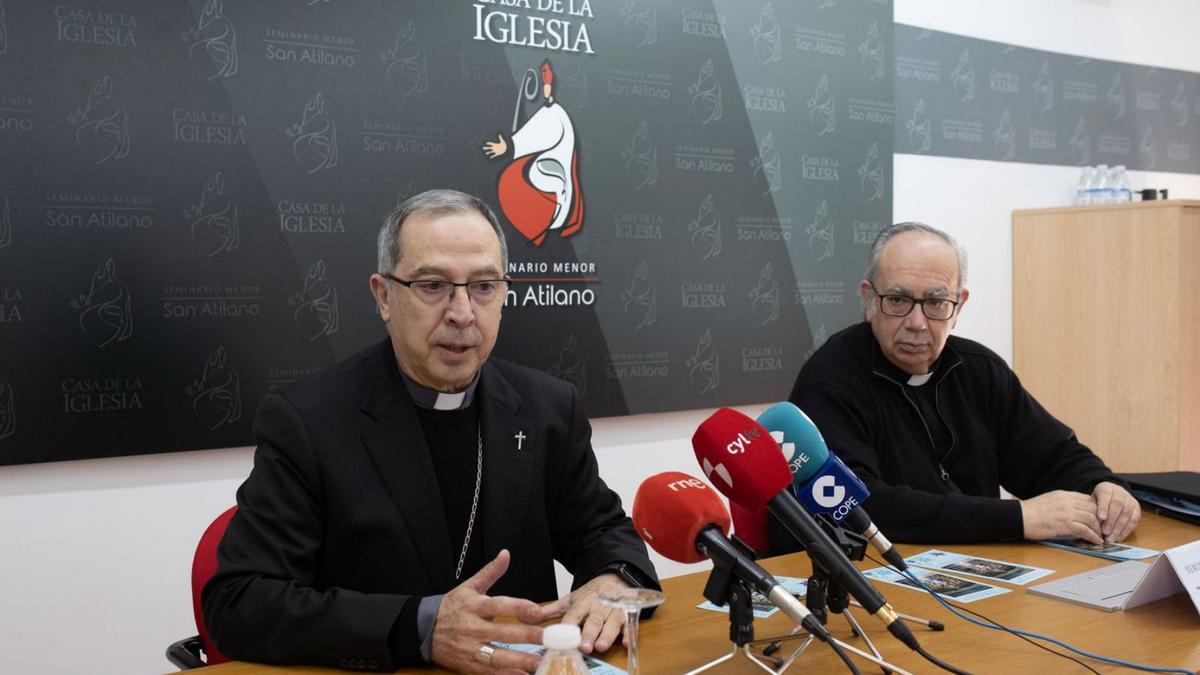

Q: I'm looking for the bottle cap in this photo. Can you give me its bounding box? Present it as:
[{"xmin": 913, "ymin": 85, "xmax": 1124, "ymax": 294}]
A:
[{"xmin": 542, "ymin": 623, "xmax": 582, "ymax": 650}]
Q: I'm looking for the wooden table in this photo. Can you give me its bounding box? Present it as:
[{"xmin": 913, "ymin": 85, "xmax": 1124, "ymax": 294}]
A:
[{"xmin": 190, "ymin": 513, "xmax": 1200, "ymax": 674}]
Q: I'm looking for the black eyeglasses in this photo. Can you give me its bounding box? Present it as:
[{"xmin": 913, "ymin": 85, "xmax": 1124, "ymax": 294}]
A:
[
  {"xmin": 869, "ymin": 282, "xmax": 960, "ymax": 321},
  {"xmin": 381, "ymin": 273, "xmax": 510, "ymax": 306}
]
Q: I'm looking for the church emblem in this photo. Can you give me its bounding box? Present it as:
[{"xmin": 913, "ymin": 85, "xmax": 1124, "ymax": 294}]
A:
[{"xmin": 484, "ymin": 60, "xmax": 584, "ymax": 246}]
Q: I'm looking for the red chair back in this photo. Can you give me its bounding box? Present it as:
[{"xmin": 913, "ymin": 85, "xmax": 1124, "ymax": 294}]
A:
[{"xmin": 192, "ymin": 506, "xmax": 237, "ymax": 665}]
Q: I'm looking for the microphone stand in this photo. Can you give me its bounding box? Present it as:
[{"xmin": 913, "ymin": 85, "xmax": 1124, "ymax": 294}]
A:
[
  {"xmin": 795, "ymin": 518, "xmax": 939, "ymax": 674},
  {"xmin": 684, "ymin": 537, "xmax": 814, "ymax": 675},
  {"xmin": 683, "ymin": 535, "xmax": 919, "ymax": 675},
  {"xmin": 805, "ymin": 526, "xmax": 887, "ymax": 673}
]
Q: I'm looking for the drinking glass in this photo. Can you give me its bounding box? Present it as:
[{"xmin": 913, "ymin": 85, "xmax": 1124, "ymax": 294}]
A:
[{"xmin": 598, "ymin": 588, "xmax": 665, "ymax": 675}]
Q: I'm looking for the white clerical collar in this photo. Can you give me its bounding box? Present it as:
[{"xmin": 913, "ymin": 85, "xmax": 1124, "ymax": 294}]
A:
[
  {"xmin": 397, "ymin": 367, "xmax": 479, "ymax": 411},
  {"xmin": 433, "ymin": 391, "xmax": 466, "ymax": 411},
  {"xmin": 906, "ymin": 372, "xmax": 933, "ymax": 386}
]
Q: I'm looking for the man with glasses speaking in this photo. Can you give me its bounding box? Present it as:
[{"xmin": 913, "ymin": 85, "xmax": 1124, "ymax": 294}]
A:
[
  {"xmin": 204, "ymin": 190, "xmax": 657, "ymax": 673},
  {"xmin": 783, "ymin": 222, "xmax": 1139, "ymax": 548}
]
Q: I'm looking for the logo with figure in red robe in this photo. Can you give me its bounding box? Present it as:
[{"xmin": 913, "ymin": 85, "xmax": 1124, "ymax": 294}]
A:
[{"xmin": 483, "ymin": 60, "xmax": 583, "ymax": 246}]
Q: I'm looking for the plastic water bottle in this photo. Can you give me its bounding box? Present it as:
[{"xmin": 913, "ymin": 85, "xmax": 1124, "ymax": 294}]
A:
[
  {"xmin": 1093, "ymin": 164, "xmax": 1112, "ymax": 204},
  {"xmin": 534, "ymin": 624, "xmax": 589, "ymax": 675},
  {"xmin": 1114, "ymin": 165, "xmax": 1132, "ymax": 203},
  {"xmin": 1076, "ymin": 167, "xmax": 1094, "ymax": 205},
  {"xmin": 1105, "ymin": 165, "xmax": 1122, "ymax": 203}
]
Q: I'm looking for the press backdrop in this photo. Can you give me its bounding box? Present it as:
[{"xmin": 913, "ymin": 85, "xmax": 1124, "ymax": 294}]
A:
[{"xmin": 0, "ymin": 0, "xmax": 892, "ymax": 464}]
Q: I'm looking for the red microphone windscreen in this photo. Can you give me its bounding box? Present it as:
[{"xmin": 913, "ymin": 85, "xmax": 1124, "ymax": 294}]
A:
[
  {"xmin": 692, "ymin": 407, "xmax": 792, "ymax": 510},
  {"xmin": 632, "ymin": 471, "xmax": 731, "ymax": 564},
  {"xmin": 729, "ymin": 501, "xmax": 770, "ymax": 556}
]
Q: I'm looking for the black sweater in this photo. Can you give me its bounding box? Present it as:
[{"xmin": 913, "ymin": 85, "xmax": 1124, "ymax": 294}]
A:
[{"xmin": 782, "ymin": 322, "xmax": 1121, "ymax": 544}]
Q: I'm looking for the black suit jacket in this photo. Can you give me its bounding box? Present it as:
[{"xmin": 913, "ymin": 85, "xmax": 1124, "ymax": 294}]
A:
[{"xmin": 202, "ymin": 339, "xmax": 656, "ymax": 670}]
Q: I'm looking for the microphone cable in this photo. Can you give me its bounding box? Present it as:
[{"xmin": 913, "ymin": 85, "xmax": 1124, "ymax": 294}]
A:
[
  {"xmin": 825, "ymin": 637, "xmax": 863, "ymax": 675},
  {"xmin": 914, "ymin": 643, "xmax": 972, "ymax": 675},
  {"xmin": 867, "ymin": 553, "xmax": 1196, "ymax": 675},
  {"xmin": 864, "ymin": 552, "xmax": 1099, "ymax": 672}
]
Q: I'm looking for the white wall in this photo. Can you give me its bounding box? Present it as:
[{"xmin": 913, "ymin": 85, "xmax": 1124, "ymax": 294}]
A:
[
  {"xmin": 894, "ymin": 0, "xmax": 1200, "ymax": 361},
  {"xmin": 4, "ymin": 3, "xmax": 1200, "ymax": 674}
]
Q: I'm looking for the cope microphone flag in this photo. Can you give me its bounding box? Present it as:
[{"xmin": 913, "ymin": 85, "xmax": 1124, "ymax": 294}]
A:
[
  {"xmin": 691, "ymin": 408, "xmax": 920, "ymax": 651},
  {"xmin": 631, "ymin": 471, "xmax": 830, "ymax": 641},
  {"xmin": 757, "ymin": 401, "xmax": 907, "ymax": 571}
]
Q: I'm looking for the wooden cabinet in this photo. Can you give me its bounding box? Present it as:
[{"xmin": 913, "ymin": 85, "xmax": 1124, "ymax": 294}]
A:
[{"xmin": 1012, "ymin": 201, "xmax": 1200, "ymax": 473}]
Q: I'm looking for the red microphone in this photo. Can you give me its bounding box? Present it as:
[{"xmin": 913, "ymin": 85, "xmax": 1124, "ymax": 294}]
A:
[
  {"xmin": 632, "ymin": 472, "xmax": 830, "ymax": 639},
  {"xmin": 632, "ymin": 471, "xmax": 730, "ymax": 563},
  {"xmin": 687, "ymin": 408, "xmax": 770, "ymax": 554},
  {"xmin": 691, "ymin": 408, "xmax": 791, "ymax": 509},
  {"xmin": 692, "ymin": 409, "xmax": 919, "ymax": 651},
  {"xmin": 729, "ymin": 502, "xmax": 769, "ymax": 556}
]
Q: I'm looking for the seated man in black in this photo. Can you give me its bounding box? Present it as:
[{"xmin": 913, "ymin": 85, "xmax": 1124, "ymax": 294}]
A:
[
  {"xmin": 784, "ymin": 222, "xmax": 1139, "ymax": 546},
  {"xmin": 204, "ymin": 189, "xmax": 657, "ymax": 672}
]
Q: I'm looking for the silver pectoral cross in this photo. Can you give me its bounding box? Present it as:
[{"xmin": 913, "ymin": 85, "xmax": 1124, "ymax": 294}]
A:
[{"xmin": 514, "ymin": 430, "xmax": 526, "ymax": 450}]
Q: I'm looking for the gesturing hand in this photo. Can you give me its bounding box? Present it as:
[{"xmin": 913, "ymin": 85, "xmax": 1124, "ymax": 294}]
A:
[{"xmin": 430, "ymin": 550, "xmax": 545, "ymax": 674}]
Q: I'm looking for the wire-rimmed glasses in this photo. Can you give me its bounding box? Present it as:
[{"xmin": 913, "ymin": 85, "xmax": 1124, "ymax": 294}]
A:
[{"xmin": 381, "ymin": 273, "xmax": 510, "ymax": 306}]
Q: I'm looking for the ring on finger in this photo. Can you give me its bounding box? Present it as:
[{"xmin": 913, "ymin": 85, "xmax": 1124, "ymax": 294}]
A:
[{"xmin": 476, "ymin": 644, "xmax": 496, "ymax": 665}]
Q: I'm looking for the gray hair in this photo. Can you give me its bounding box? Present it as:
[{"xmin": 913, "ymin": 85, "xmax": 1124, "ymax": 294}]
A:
[
  {"xmin": 865, "ymin": 222, "xmax": 968, "ymax": 290},
  {"xmin": 377, "ymin": 189, "xmax": 509, "ymax": 274}
]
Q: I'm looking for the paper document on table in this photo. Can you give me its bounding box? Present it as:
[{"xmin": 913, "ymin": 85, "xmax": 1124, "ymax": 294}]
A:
[
  {"xmin": 905, "ymin": 549, "xmax": 1054, "ymax": 585},
  {"xmin": 862, "ymin": 566, "xmax": 1011, "ymax": 603},
  {"xmin": 1040, "ymin": 537, "xmax": 1158, "ymax": 561}
]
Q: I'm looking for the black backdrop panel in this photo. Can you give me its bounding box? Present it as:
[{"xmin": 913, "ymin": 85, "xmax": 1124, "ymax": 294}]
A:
[
  {"xmin": 895, "ymin": 24, "xmax": 1200, "ymax": 171},
  {"xmin": 0, "ymin": 0, "xmax": 892, "ymax": 464}
]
